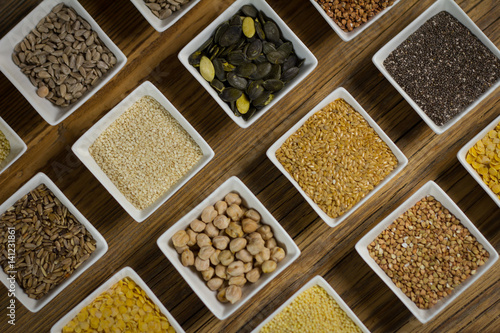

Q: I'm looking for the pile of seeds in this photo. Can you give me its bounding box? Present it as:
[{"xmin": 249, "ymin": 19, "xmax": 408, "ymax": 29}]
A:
[
  {"xmin": 63, "ymin": 277, "xmax": 174, "ymax": 332},
  {"xmin": 466, "ymin": 121, "xmax": 500, "ymax": 198},
  {"xmin": 144, "ymin": 0, "xmax": 191, "ymax": 20},
  {"xmin": 384, "ymin": 11, "xmax": 500, "ymax": 126},
  {"xmin": 0, "ymin": 184, "xmax": 96, "ymax": 300},
  {"xmin": 171, "ymin": 192, "xmax": 286, "ymax": 304},
  {"xmin": 368, "ymin": 196, "xmax": 490, "ymax": 309},
  {"xmin": 189, "ymin": 4, "xmax": 304, "ymax": 121},
  {"xmin": 0, "ymin": 129, "xmax": 10, "ymax": 164},
  {"xmin": 89, "ymin": 95, "xmax": 203, "ymax": 210},
  {"xmin": 276, "ymin": 98, "xmax": 398, "ymax": 219},
  {"xmin": 260, "ymin": 284, "xmax": 361, "ymax": 333},
  {"xmin": 12, "ymin": 4, "xmax": 117, "ymax": 107},
  {"xmin": 315, "ymin": 0, "xmax": 395, "ymax": 32}
]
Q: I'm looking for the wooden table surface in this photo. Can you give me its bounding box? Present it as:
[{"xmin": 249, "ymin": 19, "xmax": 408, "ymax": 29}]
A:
[{"xmin": 0, "ymin": 0, "xmax": 499, "ymax": 332}]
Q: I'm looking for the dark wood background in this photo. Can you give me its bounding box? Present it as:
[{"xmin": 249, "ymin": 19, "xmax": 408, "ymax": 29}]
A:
[{"xmin": 0, "ymin": 0, "xmax": 498, "ymax": 332}]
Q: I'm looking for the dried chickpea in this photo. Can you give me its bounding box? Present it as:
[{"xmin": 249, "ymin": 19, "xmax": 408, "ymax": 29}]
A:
[
  {"xmin": 213, "ymin": 235, "xmax": 230, "ymax": 250},
  {"xmin": 226, "ymin": 285, "xmax": 242, "ymax": 304},
  {"xmin": 225, "ymin": 193, "xmax": 241, "ymax": 205},
  {"xmin": 198, "ymin": 246, "xmax": 216, "ymax": 260},
  {"xmin": 190, "ymin": 218, "xmax": 206, "ymax": 232},
  {"xmin": 213, "ymin": 215, "xmax": 230, "ymax": 229},
  {"xmin": 226, "ymin": 222, "xmax": 244, "ymax": 238},
  {"xmin": 230, "ymin": 237, "xmax": 247, "ymax": 253},
  {"xmin": 201, "ymin": 267, "xmax": 214, "ymax": 281},
  {"xmin": 186, "ymin": 228, "xmax": 197, "ymax": 246},
  {"xmin": 227, "ymin": 260, "xmax": 245, "ymax": 277},
  {"xmin": 226, "ymin": 204, "xmax": 244, "ymax": 221},
  {"xmin": 246, "ymin": 268, "xmax": 261, "ymax": 283},
  {"xmin": 181, "ymin": 249, "xmax": 194, "ymax": 267},
  {"xmin": 236, "ymin": 249, "xmax": 253, "ymax": 263},
  {"xmin": 266, "ymin": 238, "xmax": 277, "ymax": 249},
  {"xmin": 201, "ymin": 205, "xmax": 217, "ymax": 222},
  {"xmin": 229, "ymin": 276, "xmax": 247, "ymax": 287},
  {"xmin": 195, "ymin": 257, "xmax": 210, "ymax": 272},
  {"xmin": 215, "ymin": 200, "xmax": 228, "ymax": 215},
  {"xmin": 172, "ymin": 230, "xmax": 189, "ymax": 247},
  {"xmin": 215, "ymin": 264, "xmax": 227, "ymax": 279},
  {"xmin": 204, "ymin": 222, "xmax": 219, "ymax": 238},
  {"xmin": 261, "ymin": 260, "xmax": 277, "ymax": 273},
  {"xmin": 242, "ymin": 218, "xmax": 259, "ymax": 233},
  {"xmin": 243, "ymin": 262, "xmax": 253, "ymax": 273},
  {"xmin": 271, "ymin": 247, "xmax": 286, "ymax": 262},
  {"xmin": 246, "ymin": 232, "xmax": 263, "ymax": 242},
  {"xmin": 219, "ymin": 250, "xmax": 234, "ymax": 266},
  {"xmin": 207, "ymin": 277, "xmax": 224, "ymax": 291},
  {"xmin": 255, "ymin": 247, "xmax": 271, "ymax": 265},
  {"xmin": 210, "ymin": 249, "xmax": 221, "ymax": 266},
  {"xmin": 196, "ymin": 233, "xmax": 212, "ymax": 247},
  {"xmin": 245, "ymin": 209, "xmax": 261, "ymax": 223},
  {"xmin": 247, "ymin": 238, "xmax": 265, "ymax": 255},
  {"xmin": 217, "ymin": 288, "xmax": 228, "ymax": 303},
  {"xmin": 257, "ymin": 225, "xmax": 273, "ymax": 240},
  {"xmin": 175, "ymin": 245, "xmax": 189, "ymax": 254}
]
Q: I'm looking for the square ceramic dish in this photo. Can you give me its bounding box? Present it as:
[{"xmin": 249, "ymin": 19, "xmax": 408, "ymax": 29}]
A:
[
  {"xmin": 309, "ymin": 0, "xmax": 401, "ymax": 42},
  {"xmin": 0, "ymin": 172, "xmax": 108, "ymax": 313},
  {"xmin": 0, "ymin": 0, "xmax": 127, "ymax": 126},
  {"xmin": 266, "ymin": 87, "xmax": 408, "ymax": 228},
  {"xmin": 457, "ymin": 114, "xmax": 500, "ymax": 208},
  {"xmin": 72, "ymin": 81, "xmax": 214, "ymax": 222},
  {"xmin": 50, "ymin": 266, "xmax": 185, "ymax": 332},
  {"xmin": 178, "ymin": 0, "xmax": 318, "ymax": 129},
  {"xmin": 372, "ymin": 0, "xmax": 500, "ymax": 135},
  {"xmin": 157, "ymin": 176, "xmax": 301, "ymax": 320},
  {"xmin": 0, "ymin": 117, "xmax": 27, "ymax": 176},
  {"xmin": 355, "ymin": 181, "xmax": 499, "ymax": 323},
  {"xmin": 130, "ymin": 0, "xmax": 201, "ymax": 32},
  {"xmin": 252, "ymin": 275, "xmax": 370, "ymax": 332}
]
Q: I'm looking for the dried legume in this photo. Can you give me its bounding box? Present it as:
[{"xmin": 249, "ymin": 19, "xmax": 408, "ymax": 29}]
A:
[
  {"xmin": 368, "ymin": 196, "xmax": 489, "ymax": 309},
  {"xmin": 276, "ymin": 98, "xmax": 398, "ymax": 218},
  {"xmin": 384, "ymin": 12, "xmax": 500, "ymax": 126},
  {"xmin": 260, "ymin": 284, "xmax": 361, "ymax": 333},
  {"xmin": 0, "ymin": 129, "xmax": 10, "ymax": 163},
  {"xmin": 466, "ymin": 121, "xmax": 500, "ymax": 198},
  {"xmin": 62, "ymin": 277, "xmax": 174, "ymax": 332},
  {"xmin": 89, "ymin": 95, "xmax": 203, "ymax": 210}
]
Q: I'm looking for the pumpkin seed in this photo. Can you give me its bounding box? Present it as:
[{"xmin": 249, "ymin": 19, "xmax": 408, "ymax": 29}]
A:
[
  {"xmin": 282, "ymin": 67, "xmax": 300, "ymax": 82},
  {"xmin": 221, "ymin": 87, "xmax": 243, "ymax": 102},
  {"xmin": 247, "ymin": 80, "xmax": 265, "ymax": 100},
  {"xmin": 236, "ymin": 62, "xmax": 257, "ymax": 78},
  {"xmin": 211, "ymin": 79, "xmax": 225, "ymax": 93},
  {"xmin": 236, "ymin": 94, "xmax": 250, "ymax": 114},
  {"xmin": 264, "ymin": 21, "xmax": 280, "ymax": 43},
  {"xmin": 219, "ymin": 25, "xmax": 242, "ymax": 47},
  {"xmin": 242, "ymin": 17, "xmax": 256, "ymax": 38},
  {"xmin": 246, "ymin": 39, "xmax": 262, "ymax": 59},
  {"xmin": 213, "ymin": 58, "xmax": 226, "ymax": 81},
  {"xmin": 200, "ymin": 56, "xmax": 215, "ymax": 82},
  {"xmin": 227, "ymin": 72, "xmax": 248, "ymax": 90},
  {"xmin": 241, "ymin": 5, "xmax": 258, "ymax": 18},
  {"xmin": 263, "ymin": 79, "xmax": 284, "ymax": 92}
]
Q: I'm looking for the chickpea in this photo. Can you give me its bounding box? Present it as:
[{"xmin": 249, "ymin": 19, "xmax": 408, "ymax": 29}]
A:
[
  {"xmin": 219, "ymin": 250, "xmax": 234, "ymax": 266},
  {"xmin": 243, "ymin": 262, "xmax": 253, "ymax": 273},
  {"xmin": 213, "ymin": 215, "xmax": 230, "ymax": 229},
  {"xmin": 201, "ymin": 205, "xmax": 217, "ymax": 223},
  {"xmin": 215, "ymin": 264, "xmax": 227, "ymax": 279},
  {"xmin": 175, "ymin": 245, "xmax": 188, "ymax": 254},
  {"xmin": 230, "ymin": 238, "xmax": 247, "ymax": 253},
  {"xmin": 245, "ymin": 209, "xmax": 261, "ymax": 223},
  {"xmin": 190, "ymin": 219, "xmax": 206, "ymax": 233},
  {"xmin": 181, "ymin": 249, "xmax": 194, "ymax": 267},
  {"xmin": 226, "ymin": 204, "xmax": 244, "ymax": 221},
  {"xmin": 257, "ymin": 225, "xmax": 273, "ymax": 241},
  {"xmin": 246, "ymin": 268, "xmax": 261, "ymax": 283},
  {"xmin": 225, "ymin": 193, "xmax": 241, "ymax": 206},
  {"xmin": 186, "ymin": 228, "xmax": 198, "ymax": 247},
  {"xmin": 204, "ymin": 222, "xmax": 219, "ymax": 238},
  {"xmin": 242, "ymin": 218, "xmax": 259, "ymax": 233},
  {"xmin": 212, "ymin": 235, "xmax": 230, "ymax": 250},
  {"xmin": 261, "ymin": 260, "xmax": 277, "ymax": 273},
  {"xmin": 225, "ymin": 285, "xmax": 242, "ymax": 304},
  {"xmin": 215, "ymin": 200, "xmax": 228, "ymax": 215},
  {"xmin": 229, "ymin": 276, "xmax": 247, "ymax": 287},
  {"xmin": 201, "ymin": 266, "xmax": 214, "ymax": 281},
  {"xmin": 254, "ymin": 247, "xmax": 271, "ymax": 265},
  {"xmin": 172, "ymin": 230, "xmax": 189, "ymax": 247},
  {"xmin": 217, "ymin": 288, "xmax": 228, "ymax": 303},
  {"xmin": 247, "ymin": 238, "xmax": 265, "ymax": 255},
  {"xmin": 271, "ymin": 247, "xmax": 286, "ymax": 262},
  {"xmin": 266, "ymin": 238, "xmax": 277, "ymax": 249},
  {"xmin": 246, "ymin": 232, "xmax": 263, "ymax": 242},
  {"xmin": 236, "ymin": 249, "xmax": 253, "ymax": 263},
  {"xmin": 196, "ymin": 233, "xmax": 212, "ymax": 247},
  {"xmin": 198, "ymin": 245, "xmax": 216, "ymax": 260},
  {"xmin": 227, "ymin": 260, "xmax": 245, "ymax": 277},
  {"xmin": 207, "ymin": 277, "xmax": 224, "ymax": 291},
  {"xmin": 195, "ymin": 257, "xmax": 210, "ymax": 272},
  {"xmin": 210, "ymin": 249, "xmax": 221, "ymax": 266},
  {"xmin": 226, "ymin": 222, "xmax": 244, "ymax": 238}
]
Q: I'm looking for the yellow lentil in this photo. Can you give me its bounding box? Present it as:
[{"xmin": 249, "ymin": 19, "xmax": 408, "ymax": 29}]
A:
[
  {"xmin": 466, "ymin": 122, "xmax": 500, "ymax": 199},
  {"xmin": 63, "ymin": 277, "xmax": 174, "ymax": 333},
  {"xmin": 0, "ymin": 129, "xmax": 10, "ymax": 163},
  {"xmin": 260, "ymin": 285, "xmax": 362, "ymax": 333}
]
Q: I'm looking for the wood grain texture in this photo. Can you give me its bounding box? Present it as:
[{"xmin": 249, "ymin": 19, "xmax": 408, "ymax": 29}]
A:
[{"xmin": 0, "ymin": 0, "xmax": 499, "ymax": 332}]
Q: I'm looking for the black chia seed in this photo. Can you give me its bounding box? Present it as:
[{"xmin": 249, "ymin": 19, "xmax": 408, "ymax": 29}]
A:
[{"xmin": 383, "ymin": 11, "xmax": 500, "ymax": 127}]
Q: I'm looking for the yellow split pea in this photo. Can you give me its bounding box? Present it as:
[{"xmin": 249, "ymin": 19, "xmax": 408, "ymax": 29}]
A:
[
  {"xmin": 466, "ymin": 122, "xmax": 500, "ymax": 198},
  {"xmin": 63, "ymin": 277, "xmax": 174, "ymax": 333}
]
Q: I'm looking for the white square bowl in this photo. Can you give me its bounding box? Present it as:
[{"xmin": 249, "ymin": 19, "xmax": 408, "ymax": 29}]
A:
[
  {"xmin": 267, "ymin": 87, "xmax": 408, "ymax": 228},
  {"xmin": 50, "ymin": 266, "xmax": 185, "ymax": 333},
  {"xmin": 0, "ymin": 117, "xmax": 27, "ymax": 176},
  {"xmin": 157, "ymin": 176, "xmax": 301, "ymax": 320},
  {"xmin": 178, "ymin": 0, "xmax": 318, "ymax": 129},
  {"xmin": 355, "ymin": 181, "xmax": 499, "ymax": 323},
  {"xmin": 130, "ymin": 0, "xmax": 201, "ymax": 33},
  {"xmin": 252, "ymin": 275, "xmax": 370, "ymax": 332},
  {"xmin": 0, "ymin": 172, "xmax": 108, "ymax": 313},
  {"xmin": 457, "ymin": 114, "xmax": 500, "ymax": 208},
  {"xmin": 309, "ymin": 0, "xmax": 401, "ymax": 42},
  {"xmin": 72, "ymin": 80, "xmax": 214, "ymax": 222},
  {"xmin": 372, "ymin": 0, "xmax": 500, "ymax": 135},
  {"xmin": 0, "ymin": 0, "xmax": 127, "ymax": 126}
]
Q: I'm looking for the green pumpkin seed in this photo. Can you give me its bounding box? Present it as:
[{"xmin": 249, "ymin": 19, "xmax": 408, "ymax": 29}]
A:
[
  {"xmin": 281, "ymin": 67, "xmax": 299, "ymax": 82},
  {"xmin": 220, "ymin": 87, "xmax": 242, "ymax": 102},
  {"xmin": 266, "ymin": 64, "xmax": 281, "ymax": 80},
  {"xmin": 236, "ymin": 93, "xmax": 250, "ymax": 114},
  {"xmin": 277, "ymin": 42, "xmax": 293, "ymax": 58},
  {"xmin": 262, "ymin": 41, "xmax": 276, "ymax": 55},
  {"xmin": 188, "ymin": 51, "xmax": 202, "ymax": 67},
  {"xmin": 241, "ymin": 5, "xmax": 257, "ymax": 18},
  {"xmin": 282, "ymin": 54, "xmax": 297, "ymax": 73},
  {"xmin": 254, "ymin": 54, "xmax": 268, "ymax": 64},
  {"xmin": 266, "ymin": 50, "xmax": 286, "ymax": 65},
  {"xmin": 213, "ymin": 58, "xmax": 226, "ymax": 81},
  {"xmin": 246, "ymin": 39, "xmax": 262, "ymax": 60},
  {"xmin": 258, "ymin": 10, "xmax": 268, "ymax": 25},
  {"xmin": 264, "ymin": 21, "xmax": 280, "ymax": 43},
  {"xmin": 263, "ymin": 79, "xmax": 284, "ymax": 92},
  {"xmin": 255, "ymin": 19, "xmax": 265, "ymax": 40},
  {"xmin": 221, "ymin": 60, "xmax": 236, "ymax": 72},
  {"xmin": 242, "ymin": 107, "xmax": 256, "ymax": 121},
  {"xmin": 242, "ymin": 17, "xmax": 256, "ymax": 38},
  {"xmin": 227, "ymin": 72, "xmax": 248, "ymax": 90},
  {"xmin": 253, "ymin": 90, "xmax": 274, "ymax": 107},
  {"xmin": 227, "ymin": 50, "xmax": 247, "ymax": 66},
  {"xmin": 211, "ymin": 79, "xmax": 225, "ymax": 93},
  {"xmin": 219, "ymin": 25, "xmax": 242, "ymax": 47},
  {"xmin": 250, "ymin": 62, "xmax": 272, "ymax": 80},
  {"xmin": 236, "ymin": 62, "xmax": 257, "ymax": 78},
  {"xmin": 246, "ymin": 80, "xmax": 265, "ymax": 100},
  {"xmin": 214, "ymin": 22, "xmax": 229, "ymax": 44},
  {"xmin": 230, "ymin": 14, "xmax": 242, "ymax": 26},
  {"xmin": 200, "ymin": 56, "xmax": 215, "ymax": 82}
]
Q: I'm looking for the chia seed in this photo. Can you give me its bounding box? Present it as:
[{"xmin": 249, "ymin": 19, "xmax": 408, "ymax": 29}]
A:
[{"xmin": 384, "ymin": 11, "xmax": 500, "ymax": 127}]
